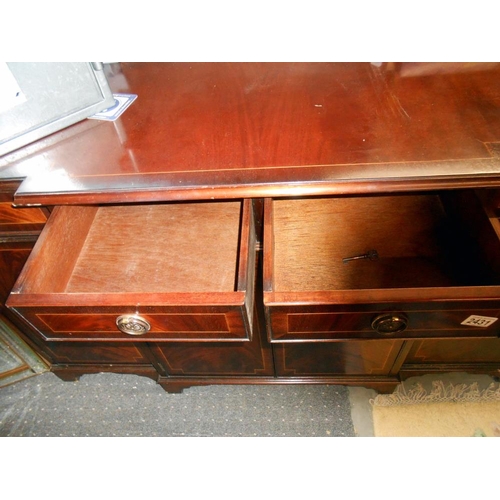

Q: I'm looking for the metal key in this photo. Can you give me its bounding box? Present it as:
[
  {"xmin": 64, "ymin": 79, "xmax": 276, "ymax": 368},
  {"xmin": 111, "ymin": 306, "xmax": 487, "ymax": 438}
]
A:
[{"xmin": 342, "ymin": 249, "xmax": 379, "ymax": 264}]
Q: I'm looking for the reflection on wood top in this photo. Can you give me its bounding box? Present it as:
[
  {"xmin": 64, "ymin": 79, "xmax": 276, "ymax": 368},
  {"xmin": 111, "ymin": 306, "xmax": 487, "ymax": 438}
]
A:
[{"xmin": 2, "ymin": 62, "xmax": 500, "ymax": 204}]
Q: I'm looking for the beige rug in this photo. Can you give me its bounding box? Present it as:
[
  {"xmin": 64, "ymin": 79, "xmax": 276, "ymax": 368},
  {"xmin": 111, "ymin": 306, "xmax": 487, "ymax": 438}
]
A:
[{"xmin": 371, "ymin": 379, "xmax": 500, "ymax": 437}]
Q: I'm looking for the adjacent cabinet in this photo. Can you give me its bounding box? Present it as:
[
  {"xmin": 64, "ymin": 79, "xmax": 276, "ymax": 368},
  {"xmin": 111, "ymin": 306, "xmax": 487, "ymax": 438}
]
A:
[{"xmin": 2, "ymin": 62, "xmax": 500, "ymax": 393}]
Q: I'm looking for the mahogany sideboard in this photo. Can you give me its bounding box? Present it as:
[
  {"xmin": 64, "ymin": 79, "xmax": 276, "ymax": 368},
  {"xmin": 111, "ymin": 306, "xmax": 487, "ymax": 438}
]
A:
[{"xmin": 2, "ymin": 62, "xmax": 500, "ymax": 393}]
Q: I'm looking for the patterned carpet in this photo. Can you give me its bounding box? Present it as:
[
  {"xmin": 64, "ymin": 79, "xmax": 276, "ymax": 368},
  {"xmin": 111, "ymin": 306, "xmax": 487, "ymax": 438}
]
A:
[{"xmin": 0, "ymin": 372, "xmax": 355, "ymax": 437}]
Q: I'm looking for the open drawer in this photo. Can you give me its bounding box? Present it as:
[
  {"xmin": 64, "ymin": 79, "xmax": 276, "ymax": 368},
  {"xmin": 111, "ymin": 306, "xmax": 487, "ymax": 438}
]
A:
[
  {"xmin": 7, "ymin": 200, "xmax": 256, "ymax": 342},
  {"xmin": 263, "ymin": 190, "xmax": 500, "ymax": 342}
]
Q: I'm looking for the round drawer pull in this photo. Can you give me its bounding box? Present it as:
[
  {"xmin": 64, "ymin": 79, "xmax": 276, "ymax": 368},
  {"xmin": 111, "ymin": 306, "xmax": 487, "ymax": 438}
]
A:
[
  {"xmin": 371, "ymin": 313, "xmax": 408, "ymax": 335},
  {"xmin": 116, "ymin": 314, "xmax": 151, "ymax": 336}
]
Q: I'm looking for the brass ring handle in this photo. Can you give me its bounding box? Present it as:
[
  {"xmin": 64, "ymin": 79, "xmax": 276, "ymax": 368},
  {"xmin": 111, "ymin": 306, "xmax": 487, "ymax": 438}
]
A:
[
  {"xmin": 116, "ymin": 314, "xmax": 151, "ymax": 336},
  {"xmin": 371, "ymin": 313, "xmax": 408, "ymax": 335}
]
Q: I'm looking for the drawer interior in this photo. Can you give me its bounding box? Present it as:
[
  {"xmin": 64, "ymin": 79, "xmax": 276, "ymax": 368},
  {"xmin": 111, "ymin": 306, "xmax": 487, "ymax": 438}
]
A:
[
  {"xmin": 18, "ymin": 201, "xmax": 245, "ymax": 295},
  {"xmin": 269, "ymin": 192, "xmax": 500, "ymax": 292}
]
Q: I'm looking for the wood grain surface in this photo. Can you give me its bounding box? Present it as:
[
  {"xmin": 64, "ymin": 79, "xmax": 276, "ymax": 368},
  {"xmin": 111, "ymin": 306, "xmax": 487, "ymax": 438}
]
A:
[
  {"xmin": 270, "ymin": 194, "xmax": 486, "ymax": 291},
  {"xmin": 67, "ymin": 202, "xmax": 241, "ymax": 293},
  {"xmin": 2, "ymin": 62, "xmax": 500, "ymax": 205}
]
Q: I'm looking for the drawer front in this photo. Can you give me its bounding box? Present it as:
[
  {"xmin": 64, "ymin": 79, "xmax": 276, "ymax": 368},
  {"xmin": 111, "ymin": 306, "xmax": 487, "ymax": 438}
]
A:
[
  {"xmin": 266, "ymin": 304, "xmax": 500, "ymax": 342},
  {"xmin": 273, "ymin": 339, "xmax": 404, "ymax": 376},
  {"xmin": 0, "ymin": 238, "xmax": 38, "ymax": 305},
  {"xmin": 150, "ymin": 339, "xmax": 274, "ymax": 376},
  {"xmin": 404, "ymin": 337, "xmax": 500, "ymax": 365},
  {"xmin": 0, "ymin": 201, "xmax": 47, "ymax": 232},
  {"xmin": 11, "ymin": 306, "xmax": 251, "ymax": 342},
  {"xmin": 42, "ymin": 341, "xmax": 152, "ymax": 364},
  {"xmin": 0, "ymin": 181, "xmax": 47, "ymax": 307},
  {"xmin": 7, "ymin": 199, "xmax": 256, "ymax": 343},
  {"xmin": 264, "ymin": 192, "xmax": 500, "ymax": 342}
]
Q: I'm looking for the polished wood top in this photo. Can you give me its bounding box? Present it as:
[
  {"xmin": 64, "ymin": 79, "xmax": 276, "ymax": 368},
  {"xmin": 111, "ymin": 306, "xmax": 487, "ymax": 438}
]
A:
[{"xmin": 2, "ymin": 62, "xmax": 500, "ymax": 205}]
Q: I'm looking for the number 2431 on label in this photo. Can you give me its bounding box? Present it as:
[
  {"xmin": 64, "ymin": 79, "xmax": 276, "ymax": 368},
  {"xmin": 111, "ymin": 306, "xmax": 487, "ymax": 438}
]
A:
[{"xmin": 461, "ymin": 315, "xmax": 499, "ymax": 328}]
